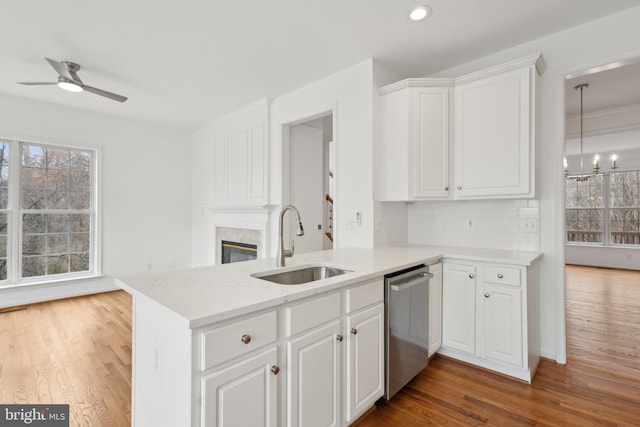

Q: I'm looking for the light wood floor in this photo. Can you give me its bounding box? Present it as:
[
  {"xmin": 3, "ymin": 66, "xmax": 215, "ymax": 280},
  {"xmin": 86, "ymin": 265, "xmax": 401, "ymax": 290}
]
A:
[
  {"xmin": 0, "ymin": 291, "xmax": 132, "ymax": 426},
  {"xmin": 1, "ymin": 266, "xmax": 639, "ymax": 426}
]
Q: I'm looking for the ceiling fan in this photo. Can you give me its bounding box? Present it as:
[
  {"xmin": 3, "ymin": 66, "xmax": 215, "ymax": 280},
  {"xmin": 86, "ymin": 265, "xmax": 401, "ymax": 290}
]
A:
[{"xmin": 17, "ymin": 57, "xmax": 128, "ymax": 103}]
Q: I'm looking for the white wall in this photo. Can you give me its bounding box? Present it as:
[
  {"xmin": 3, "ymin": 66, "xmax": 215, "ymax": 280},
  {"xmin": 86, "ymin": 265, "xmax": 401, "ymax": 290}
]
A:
[
  {"xmin": 0, "ymin": 93, "xmax": 192, "ymax": 308},
  {"xmin": 289, "ymin": 124, "xmax": 325, "ymax": 253},
  {"xmin": 409, "ymin": 5, "xmax": 640, "ymax": 362},
  {"xmin": 270, "ymin": 60, "xmax": 376, "ymax": 251}
]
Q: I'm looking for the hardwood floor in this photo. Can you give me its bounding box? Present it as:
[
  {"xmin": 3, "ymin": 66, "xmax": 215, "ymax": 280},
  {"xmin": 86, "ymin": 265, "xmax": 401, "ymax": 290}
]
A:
[
  {"xmin": 1, "ymin": 266, "xmax": 639, "ymax": 426},
  {"xmin": 0, "ymin": 291, "xmax": 132, "ymax": 427},
  {"xmin": 357, "ymin": 265, "xmax": 640, "ymax": 426}
]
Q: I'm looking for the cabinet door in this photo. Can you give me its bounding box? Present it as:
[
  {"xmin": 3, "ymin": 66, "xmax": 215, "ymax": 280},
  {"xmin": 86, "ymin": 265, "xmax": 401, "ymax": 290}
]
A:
[
  {"xmin": 287, "ymin": 320, "xmax": 341, "ymax": 427},
  {"xmin": 454, "ymin": 66, "xmax": 532, "ymax": 198},
  {"xmin": 345, "ymin": 303, "xmax": 384, "ymax": 423},
  {"xmin": 442, "ymin": 263, "xmax": 476, "ymax": 354},
  {"xmin": 202, "ymin": 347, "xmax": 278, "ymax": 427},
  {"xmin": 482, "ymin": 284, "xmax": 523, "ymax": 367},
  {"xmin": 413, "ymin": 87, "xmax": 450, "ymax": 199},
  {"xmin": 428, "ymin": 263, "xmax": 443, "ymax": 357}
]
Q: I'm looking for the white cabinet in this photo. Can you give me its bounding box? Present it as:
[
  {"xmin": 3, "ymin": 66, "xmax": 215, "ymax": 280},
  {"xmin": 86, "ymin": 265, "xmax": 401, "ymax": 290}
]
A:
[
  {"xmin": 376, "ymin": 54, "xmax": 545, "ymax": 202},
  {"xmin": 482, "ymin": 284, "xmax": 523, "ymax": 366},
  {"xmin": 453, "ymin": 58, "xmax": 542, "ymax": 199},
  {"xmin": 442, "ymin": 263, "xmax": 476, "ymax": 354},
  {"xmin": 377, "ymin": 80, "xmax": 452, "ymax": 201},
  {"xmin": 287, "ymin": 320, "xmax": 342, "ymax": 427},
  {"xmin": 428, "ymin": 263, "xmax": 443, "ymax": 357},
  {"xmin": 439, "ymin": 260, "xmax": 540, "ymax": 382},
  {"xmin": 202, "ymin": 347, "xmax": 279, "ymax": 427},
  {"xmin": 345, "ymin": 303, "xmax": 384, "ymax": 423}
]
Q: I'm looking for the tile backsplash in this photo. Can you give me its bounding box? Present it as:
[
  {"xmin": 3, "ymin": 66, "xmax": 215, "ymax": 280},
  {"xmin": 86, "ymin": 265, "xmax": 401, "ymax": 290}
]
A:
[{"xmin": 407, "ymin": 199, "xmax": 540, "ymax": 252}]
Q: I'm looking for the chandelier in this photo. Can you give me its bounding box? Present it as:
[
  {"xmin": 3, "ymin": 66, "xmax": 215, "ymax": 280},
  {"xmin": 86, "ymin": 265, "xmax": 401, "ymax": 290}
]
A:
[{"xmin": 565, "ymin": 83, "xmax": 618, "ymax": 182}]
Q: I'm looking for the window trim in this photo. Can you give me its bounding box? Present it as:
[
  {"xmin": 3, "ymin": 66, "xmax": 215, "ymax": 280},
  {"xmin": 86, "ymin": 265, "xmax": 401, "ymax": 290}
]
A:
[{"xmin": 0, "ymin": 136, "xmax": 101, "ymax": 287}]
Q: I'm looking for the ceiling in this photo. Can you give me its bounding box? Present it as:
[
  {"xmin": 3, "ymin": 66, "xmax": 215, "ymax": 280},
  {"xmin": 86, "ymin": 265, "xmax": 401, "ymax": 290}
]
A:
[
  {"xmin": 2, "ymin": 0, "xmax": 640, "ymax": 131},
  {"xmin": 565, "ymin": 59, "xmax": 640, "ymax": 116}
]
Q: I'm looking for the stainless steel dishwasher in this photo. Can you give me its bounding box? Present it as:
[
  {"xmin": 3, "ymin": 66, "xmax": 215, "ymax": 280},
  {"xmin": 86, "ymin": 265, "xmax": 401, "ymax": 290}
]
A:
[{"xmin": 383, "ymin": 264, "xmax": 433, "ymax": 400}]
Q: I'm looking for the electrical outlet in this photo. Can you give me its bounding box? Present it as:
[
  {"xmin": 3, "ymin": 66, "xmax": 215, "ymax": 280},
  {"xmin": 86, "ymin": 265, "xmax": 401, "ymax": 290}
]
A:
[
  {"xmin": 375, "ymin": 218, "xmax": 383, "ymax": 232},
  {"xmin": 346, "ymin": 219, "xmax": 355, "ymax": 229},
  {"xmin": 519, "ymin": 217, "xmax": 538, "ymax": 233}
]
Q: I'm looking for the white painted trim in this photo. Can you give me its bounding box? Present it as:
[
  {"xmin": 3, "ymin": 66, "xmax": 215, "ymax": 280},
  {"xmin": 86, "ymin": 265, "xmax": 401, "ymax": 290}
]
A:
[{"xmin": 0, "ymin": 275, "xmax": 116, "ymax": 309}]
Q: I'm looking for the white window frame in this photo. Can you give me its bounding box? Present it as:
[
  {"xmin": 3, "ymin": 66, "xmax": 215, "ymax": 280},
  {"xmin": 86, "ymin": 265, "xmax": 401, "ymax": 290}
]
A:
[
  {"xmin": 565, "ymin": 170, "xmax": 640, "ymax": 248},
  {"xmin": 0, "ymin": 136, "xmax": 101, "ymax": 287}
]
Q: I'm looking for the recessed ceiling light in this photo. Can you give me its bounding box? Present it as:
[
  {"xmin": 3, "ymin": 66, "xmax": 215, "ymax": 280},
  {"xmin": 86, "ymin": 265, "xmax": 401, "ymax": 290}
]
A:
[{"xmin": 410, "ymin": 4, "xmax": 432, "ymax": 21}]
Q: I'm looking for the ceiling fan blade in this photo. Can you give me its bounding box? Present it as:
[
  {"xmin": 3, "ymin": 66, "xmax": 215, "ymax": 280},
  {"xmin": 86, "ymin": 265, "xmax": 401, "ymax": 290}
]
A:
[
  {"xmin": 82, "ymin": 85, "xmax": 128, "ymax": 103},
  {"xmin": 45, "ymin": 57, "xmax": 73, "ymax": 81},
  {"xmin": 17, "ymin": 82, "xmax": 57, "ymax": 85}
]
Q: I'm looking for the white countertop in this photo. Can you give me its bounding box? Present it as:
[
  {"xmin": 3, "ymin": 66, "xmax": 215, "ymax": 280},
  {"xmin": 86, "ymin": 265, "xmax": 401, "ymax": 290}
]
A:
[{"xmin": 116, "ymin": 245, "xmax": 542, "ymax": 329}]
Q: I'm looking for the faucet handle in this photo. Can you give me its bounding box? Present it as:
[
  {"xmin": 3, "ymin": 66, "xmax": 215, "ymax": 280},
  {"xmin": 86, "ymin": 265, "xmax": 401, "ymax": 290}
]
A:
[{"xmin": 288, "ymin": 241, "xmax": 295, "ymax": 258}]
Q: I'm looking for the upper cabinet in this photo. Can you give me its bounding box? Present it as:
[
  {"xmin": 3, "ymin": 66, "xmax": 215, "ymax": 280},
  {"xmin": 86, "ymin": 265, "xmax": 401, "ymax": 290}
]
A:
[
  {"xmin": 375, "ymin": 54, "xmax": 546, "ymax": 202},
  {"xmin": 377, "ymin": 80, "xmax": 453, "ymax": 201},
  {"xmin": 454, "ymin": 55, "xmax": 545, "ymax": 199}
]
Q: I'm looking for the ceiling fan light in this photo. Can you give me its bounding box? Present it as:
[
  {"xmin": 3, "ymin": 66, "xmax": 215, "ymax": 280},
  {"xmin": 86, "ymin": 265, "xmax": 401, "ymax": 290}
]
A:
[
  {"xmin": 410, "ymin": 5, "xmax": 431, "ymax": 21},
  {"xmin": 58, "ymin": 80, "xmax": 83, "ymax": 93}
]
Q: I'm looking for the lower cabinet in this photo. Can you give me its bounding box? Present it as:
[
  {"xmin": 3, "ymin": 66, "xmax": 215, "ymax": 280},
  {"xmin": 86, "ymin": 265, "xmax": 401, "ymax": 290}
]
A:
[
  {"xmin": 442, "ymin": 263, "xmax": 476, "ymax": 354},
  {"xmin": 201, "ymin": 347, "xmax": 279, "ymax": 427},
  {"xmin": 440, "ymin": 260, "xmax": 540, "ymax": 382},
  {"xmin": 345, "ymin": 303, "xmax": 384, "ymax": 423},
  {"xmin": 482, "ymin": 283, "xmax": 522, "ymax": 366},
  {"xmin": 287, "ymin": 319, "xmax": 342, "ymax": 427}
]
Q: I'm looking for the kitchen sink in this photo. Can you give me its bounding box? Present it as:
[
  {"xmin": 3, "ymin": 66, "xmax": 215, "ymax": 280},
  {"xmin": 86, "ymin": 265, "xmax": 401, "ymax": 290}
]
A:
[{"xmin": 252, "ymin": 265, "xmax": 352, "ymax": 285}]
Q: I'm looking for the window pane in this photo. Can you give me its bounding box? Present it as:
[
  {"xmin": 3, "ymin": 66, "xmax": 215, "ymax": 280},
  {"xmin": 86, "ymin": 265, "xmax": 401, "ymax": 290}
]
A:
[
  {"xmin": 22, "ymin": 256, "xmax": 46, "ymax": 277},
  {"xmin": 610, "ymin": 208, "xmax": 640, "ymax": 245},
  {"xmin": 20, "ymin": 143, "xmax": 94, "ymax": 280},
  {"xmin": 565, "ymin": 208, "xmax": 603, "ymax": 243}
]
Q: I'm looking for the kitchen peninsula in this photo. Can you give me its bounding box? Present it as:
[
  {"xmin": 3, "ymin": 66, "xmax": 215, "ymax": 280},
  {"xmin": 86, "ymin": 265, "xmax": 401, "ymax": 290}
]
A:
[{"xmin": 117, "ymin": 245, "xmax": 542, "ymax": 427}]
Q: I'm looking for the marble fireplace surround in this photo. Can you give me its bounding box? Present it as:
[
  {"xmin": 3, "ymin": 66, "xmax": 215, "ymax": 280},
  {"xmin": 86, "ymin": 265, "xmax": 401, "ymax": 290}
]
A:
[{"xmin": 210, "ymin": 206, "xmax": 273, "ymax": 264}]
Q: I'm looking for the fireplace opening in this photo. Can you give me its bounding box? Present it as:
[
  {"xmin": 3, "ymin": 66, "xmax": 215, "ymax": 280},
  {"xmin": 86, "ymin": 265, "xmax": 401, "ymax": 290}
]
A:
[{"xmin": 221, "ymin": 240, "xmax": 258, "ymax": 264}]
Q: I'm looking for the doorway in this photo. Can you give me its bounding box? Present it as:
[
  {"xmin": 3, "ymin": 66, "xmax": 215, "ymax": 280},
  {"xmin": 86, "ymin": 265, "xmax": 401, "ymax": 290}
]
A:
[
  {"xmin": 285, "ymin": 113, "xmax": 335, "ymax": 254},
  {"xmin": 563, "ymin": 58, "xmax": 640, "ymax": 367}
]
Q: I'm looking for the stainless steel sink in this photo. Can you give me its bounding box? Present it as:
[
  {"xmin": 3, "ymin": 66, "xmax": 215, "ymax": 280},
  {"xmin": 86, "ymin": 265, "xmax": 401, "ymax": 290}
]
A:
[{"xmin": 252, "ymin": 265, "xmax": 352, "ymax": 285}]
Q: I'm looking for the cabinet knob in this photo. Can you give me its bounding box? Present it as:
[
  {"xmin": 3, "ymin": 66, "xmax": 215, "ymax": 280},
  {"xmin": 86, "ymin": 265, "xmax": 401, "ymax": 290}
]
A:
[
  {"xmin": 497, "ymin": 273, "xmax": 504, "ymax": 279},
  {"xmin": 457, "ymin": 186, "xmax": 462, "ymax": 190},
  {"xmin": 351, "ymin": 328, "xmax": 358, "ymax": 335},
  {"xmin": 241, "ymin": 334, "xmax": 251, "ymax": 344},
  {"xmin": 484, "ymin": 293, "xmax": 490, "ymax": 298},
  {"xmin": 444, "ymin": 186, "xmax": 449, "ymax": 191},
  {"xmin": 271, "ymin": 365, "xmax": 280, "ymax": 375},
  {"xmin": 468, "ymin": 274, "xmax": 474, "ymax": 279},
  {"xmin": 336, "ymin": 334, "xmax": 344, "ymax": 342}
]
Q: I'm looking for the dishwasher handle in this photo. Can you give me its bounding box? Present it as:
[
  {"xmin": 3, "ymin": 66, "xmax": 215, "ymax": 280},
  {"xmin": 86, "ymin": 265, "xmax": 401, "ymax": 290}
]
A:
[{"xmin": 389, "ymin": 272, "xmax": 433, "ymax": 292}]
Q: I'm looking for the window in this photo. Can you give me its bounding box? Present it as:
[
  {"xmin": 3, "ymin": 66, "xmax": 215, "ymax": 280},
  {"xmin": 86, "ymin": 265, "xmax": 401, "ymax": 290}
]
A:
[
  {"xmin": 0, "ymin": 138, "xmax": 98, "ymax": 285},
  {"xmin": 565, "ymin": 171, "xmax": 640, "ymax": 246}
]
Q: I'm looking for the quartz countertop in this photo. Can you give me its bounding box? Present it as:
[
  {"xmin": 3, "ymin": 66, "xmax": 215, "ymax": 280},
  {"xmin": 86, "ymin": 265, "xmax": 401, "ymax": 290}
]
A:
[{"xmin": 115, "ymin": 245, "xmax": 542, "ymax": 329}]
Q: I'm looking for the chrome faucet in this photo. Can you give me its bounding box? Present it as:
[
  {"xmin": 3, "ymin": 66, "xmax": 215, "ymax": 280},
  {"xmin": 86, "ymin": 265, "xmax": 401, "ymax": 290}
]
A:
[{"xmin": 277, "ymin": 205, "xmax": 304, "ymax": 267}]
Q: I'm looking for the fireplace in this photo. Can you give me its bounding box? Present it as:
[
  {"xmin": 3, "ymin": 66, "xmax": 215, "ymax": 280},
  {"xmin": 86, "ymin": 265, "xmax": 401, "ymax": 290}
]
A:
[{"xmin": 221, "ymin": 240, "xmax": 258, "ymax": 264}]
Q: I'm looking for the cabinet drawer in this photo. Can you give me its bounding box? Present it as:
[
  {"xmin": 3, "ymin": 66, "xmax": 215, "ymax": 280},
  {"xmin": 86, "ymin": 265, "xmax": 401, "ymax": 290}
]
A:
[
  {"xmin": 201, "ymin": 311, "xmax": 277, "ymax": 370},
  {"xmin": 286, "ymin": 292, "xmax": 341, "ymax": 337},
  {"xmin": 482, "ymin": 266, "xmax": 521, "ymax": 286},
  {"xmin": 345, "ymin": 279, "xmax": 383, "ymax": 313}
]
